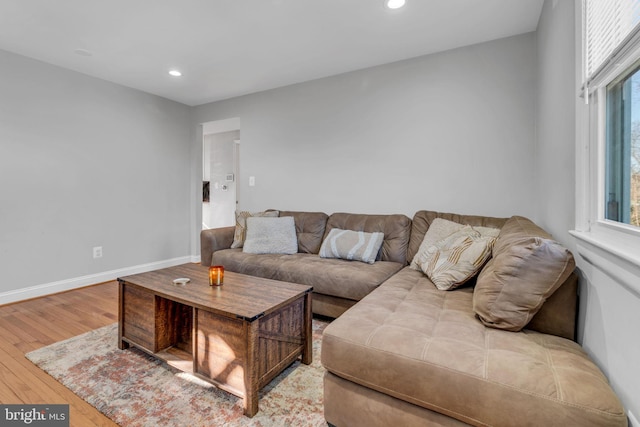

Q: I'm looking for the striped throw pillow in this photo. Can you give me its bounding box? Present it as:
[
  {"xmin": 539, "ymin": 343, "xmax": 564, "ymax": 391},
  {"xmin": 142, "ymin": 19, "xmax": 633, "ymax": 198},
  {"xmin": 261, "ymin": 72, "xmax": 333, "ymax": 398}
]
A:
[
  {"xmin": 410, "ymin": 218, "xmax": 500, "ymax": 270},
  {"xmin": 419, "ymin": 225, "xmax": 496, "ymax": 290},
  {"xmin": 319, "ymin": 229, "xmax": 384, "ymax": 264}
]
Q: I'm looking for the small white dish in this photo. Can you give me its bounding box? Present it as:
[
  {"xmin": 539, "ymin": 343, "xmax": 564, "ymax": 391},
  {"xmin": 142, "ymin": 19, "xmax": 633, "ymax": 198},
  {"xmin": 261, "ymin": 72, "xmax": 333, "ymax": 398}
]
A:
[{"xmin": 172, "ymin": 278, "xmax": 190, "ymax": 285}]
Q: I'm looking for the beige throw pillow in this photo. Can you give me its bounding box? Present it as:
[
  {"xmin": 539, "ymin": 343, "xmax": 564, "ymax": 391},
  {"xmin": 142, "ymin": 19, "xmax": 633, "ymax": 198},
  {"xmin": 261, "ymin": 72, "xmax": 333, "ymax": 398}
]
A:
[
  {"xmin": 419, "ymin": 225, "xmax": 497, "ymax": 291},
  {"xmin": 230, "ymin": 210, "xmax": 279, "ymax": 249},
  {"xmin": 411, "ymin": 218, "xmax": 500, "ymax": 270},
  {"xmin": 242, "ymin": 216, "xmax": 298, "ymax": 254},
  {"xmin": 319, "ymin": 229, "xmax": 384, "ymax": 264}
]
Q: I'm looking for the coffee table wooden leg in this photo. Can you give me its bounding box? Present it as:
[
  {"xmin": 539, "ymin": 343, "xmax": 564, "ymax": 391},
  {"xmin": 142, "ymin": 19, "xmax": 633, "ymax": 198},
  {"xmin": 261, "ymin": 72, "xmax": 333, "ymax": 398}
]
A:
[
  {"xmin": 302, "ymin": 291, "xmax": 313, "ymax": 365},
  {"xmin": 117, "ymin": 281, "xmax": 130, "ymax": 350},
  {"xmin": 243, "ymin": 320, "xmax": 260, "ymax": 417}
]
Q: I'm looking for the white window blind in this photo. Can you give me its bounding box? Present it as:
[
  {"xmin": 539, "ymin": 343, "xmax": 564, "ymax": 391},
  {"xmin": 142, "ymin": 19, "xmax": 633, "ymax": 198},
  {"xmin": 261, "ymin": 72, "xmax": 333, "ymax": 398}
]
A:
[{"xmin": 585, "ymin": 0, "xmax": 640, "ymax": 80}]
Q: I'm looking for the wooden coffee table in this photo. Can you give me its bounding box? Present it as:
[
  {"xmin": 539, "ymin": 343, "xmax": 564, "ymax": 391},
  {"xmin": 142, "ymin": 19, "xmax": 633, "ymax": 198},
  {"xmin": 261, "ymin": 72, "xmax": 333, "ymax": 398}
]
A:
[{"xmin": 117, "ymin": 263, "xmax": 313, "ymax": 417}]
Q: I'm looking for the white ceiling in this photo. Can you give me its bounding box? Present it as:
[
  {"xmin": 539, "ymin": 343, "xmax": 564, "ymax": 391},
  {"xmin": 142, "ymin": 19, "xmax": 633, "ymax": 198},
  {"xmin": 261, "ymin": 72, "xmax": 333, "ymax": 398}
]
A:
[{"xmin": 0, "ymin": 0, "xmax": 544, "ymax": 106}]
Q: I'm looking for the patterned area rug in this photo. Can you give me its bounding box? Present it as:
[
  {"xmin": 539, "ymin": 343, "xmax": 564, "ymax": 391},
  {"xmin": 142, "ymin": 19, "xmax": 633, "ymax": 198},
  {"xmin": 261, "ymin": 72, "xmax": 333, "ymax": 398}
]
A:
[{"xmin": 26, "ymin": 320, "xmax": 329, "ymax": 427}]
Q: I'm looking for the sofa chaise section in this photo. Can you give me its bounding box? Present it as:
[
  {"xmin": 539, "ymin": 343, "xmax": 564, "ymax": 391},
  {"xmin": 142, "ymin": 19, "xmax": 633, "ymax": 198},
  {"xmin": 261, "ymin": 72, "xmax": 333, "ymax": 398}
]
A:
[{"xmin": 321, "ymin": 268, "xmax": 625, "ymax": 427}]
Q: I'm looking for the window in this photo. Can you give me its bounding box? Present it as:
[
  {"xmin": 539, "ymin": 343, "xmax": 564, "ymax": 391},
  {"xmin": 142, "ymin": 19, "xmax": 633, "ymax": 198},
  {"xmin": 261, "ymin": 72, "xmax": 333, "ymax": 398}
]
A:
[
  {"xmin": 573, "ymin": 0, "xmax": 640, "ymax": 294},
  {"xmin": 581, "ymin": 0, "xmax": 640, "ymax": 234},
  {"xmin": 605, "ymin": 62, "xmax": 640, "ymax": 227}
]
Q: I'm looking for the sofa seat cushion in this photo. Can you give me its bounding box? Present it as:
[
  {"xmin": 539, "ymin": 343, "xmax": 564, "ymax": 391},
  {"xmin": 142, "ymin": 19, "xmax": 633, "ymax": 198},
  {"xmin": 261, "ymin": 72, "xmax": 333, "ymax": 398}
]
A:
[
  {"xmin": 321, "ymin": 268, "xmax": 626, "ymax": 427},
  {"xmin": 212, "ymin": 249, "xmax": 403, "ymax": 301}
]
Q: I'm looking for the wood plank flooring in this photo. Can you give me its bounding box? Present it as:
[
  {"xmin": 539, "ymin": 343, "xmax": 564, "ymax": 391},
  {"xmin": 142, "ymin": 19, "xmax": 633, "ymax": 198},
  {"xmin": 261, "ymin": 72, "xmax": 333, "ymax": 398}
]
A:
[{"xmin": 0, "ymin": 282, "xmax": 120, "ymax": 427}]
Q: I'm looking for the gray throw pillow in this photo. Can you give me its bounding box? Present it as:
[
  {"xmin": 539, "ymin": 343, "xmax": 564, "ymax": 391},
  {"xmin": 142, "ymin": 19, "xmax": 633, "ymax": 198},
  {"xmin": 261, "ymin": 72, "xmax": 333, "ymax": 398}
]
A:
[
  {"xmin": 230, "ymin": 210, "xmax": 279, "ymax": 249},
  {"xmin": 242, "ymin": 216, "xmax": 298, "ymax": 254}
]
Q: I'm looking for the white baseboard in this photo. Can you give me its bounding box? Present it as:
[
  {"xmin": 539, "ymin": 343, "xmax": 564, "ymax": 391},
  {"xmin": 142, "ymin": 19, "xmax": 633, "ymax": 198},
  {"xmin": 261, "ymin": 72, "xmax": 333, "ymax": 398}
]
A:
[{"xmin": 0, "ymin": 256, "xmax": 194, "ymax": 306}]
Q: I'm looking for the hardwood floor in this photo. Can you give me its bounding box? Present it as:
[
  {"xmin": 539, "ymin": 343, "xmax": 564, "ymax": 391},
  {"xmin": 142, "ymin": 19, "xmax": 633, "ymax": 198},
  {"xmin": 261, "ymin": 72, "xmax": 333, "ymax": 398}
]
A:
[{"xmin": 0, "ymin": 282, "xmax": 120, "ymax": 426}]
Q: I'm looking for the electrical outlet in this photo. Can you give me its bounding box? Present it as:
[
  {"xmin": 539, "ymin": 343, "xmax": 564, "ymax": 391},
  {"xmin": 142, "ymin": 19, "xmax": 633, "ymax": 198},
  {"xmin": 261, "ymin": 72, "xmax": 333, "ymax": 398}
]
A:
[
  {"xmin": 249, "ymin": 176, "xmax": 255, "ymax": 186},
  {"xmin": 93, "ymin": 246, "xmax": 103, "ymax": 258}
]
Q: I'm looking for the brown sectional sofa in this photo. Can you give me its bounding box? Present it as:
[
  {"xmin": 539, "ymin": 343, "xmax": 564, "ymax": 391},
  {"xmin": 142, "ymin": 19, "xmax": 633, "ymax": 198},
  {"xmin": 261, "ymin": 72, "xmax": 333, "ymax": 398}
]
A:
[{"xmin": 200, "ymin": 209, "xmax": 627, "ymax": 426}]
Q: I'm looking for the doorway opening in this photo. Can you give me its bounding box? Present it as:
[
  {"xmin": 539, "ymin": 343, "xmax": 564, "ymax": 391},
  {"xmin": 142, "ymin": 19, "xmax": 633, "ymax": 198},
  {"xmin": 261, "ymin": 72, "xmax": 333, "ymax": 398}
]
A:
[{"xmin": 202, "ymin": 118, "xmax": 240, "ymax": 230}]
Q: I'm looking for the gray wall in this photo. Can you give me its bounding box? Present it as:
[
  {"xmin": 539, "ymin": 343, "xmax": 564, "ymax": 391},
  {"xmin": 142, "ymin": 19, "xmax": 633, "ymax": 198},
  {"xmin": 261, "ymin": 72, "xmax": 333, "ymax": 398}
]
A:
[
  {"xmin": 0, "ymin": 49, "xmax": 192, "ymax": 296},
  {"xmin": 535, "ymin": 0, "xmax": 576, "ymax": 247},
  {"xmin": 537, "ymin": 1, "xmax": 639, "ymax": 422},
  {"xmin": 192, "ymin": 33, "xmax": 538, "ymax": 222}
]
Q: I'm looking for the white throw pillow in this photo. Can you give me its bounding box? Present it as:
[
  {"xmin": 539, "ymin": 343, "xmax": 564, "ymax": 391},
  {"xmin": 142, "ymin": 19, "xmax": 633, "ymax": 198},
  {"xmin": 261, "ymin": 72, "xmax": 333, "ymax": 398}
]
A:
[
  {"xmin": 410, "ymin": 218, "xmax": 500, "ymax": 270},
  {"xmin": 242, "ymin": 216, "xmax": 298, "ymax": 254},
  {"xmin": 419, "ymin": 225, "xmax": 497, "ymax": 291},
  {"xmin": 319, "ymin": 229, "xmax": 384, "ymax": 264}
]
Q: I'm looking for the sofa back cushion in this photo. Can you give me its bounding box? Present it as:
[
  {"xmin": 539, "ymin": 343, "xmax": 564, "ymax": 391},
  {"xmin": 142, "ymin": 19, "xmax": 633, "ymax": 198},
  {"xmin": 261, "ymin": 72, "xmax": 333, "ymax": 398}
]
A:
[
  {"xmin": 528, "ymin": 271, "xmax": 578, "ymax": 340},
  {"xmin": 278, "ymin": 210, "xmax": 329, "ymax": 254},
  {"xmin": 473, "ymin": 216, "xmax": 576, "ymax": 332},
  {"xmin": 408, "ymin": 211, "xmax": 507, "ymax": 263},
  {"xmin": 324, "ymin": 213, "xmax": 412, "ymax": 264}
]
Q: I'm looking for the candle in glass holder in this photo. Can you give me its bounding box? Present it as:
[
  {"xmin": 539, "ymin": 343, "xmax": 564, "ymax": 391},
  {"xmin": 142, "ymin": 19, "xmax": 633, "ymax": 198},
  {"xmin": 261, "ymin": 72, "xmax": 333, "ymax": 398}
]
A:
[{"xmin": 209, "ymin": 265, "xmax": 224, "ymax": 286}]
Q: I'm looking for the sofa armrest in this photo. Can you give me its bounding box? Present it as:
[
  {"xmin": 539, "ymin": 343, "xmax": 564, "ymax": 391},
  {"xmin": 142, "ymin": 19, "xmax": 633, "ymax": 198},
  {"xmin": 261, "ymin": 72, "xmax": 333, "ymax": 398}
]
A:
[{"xmin": 200, "ymin": 226, "xmax": 235, "ymax": 266}]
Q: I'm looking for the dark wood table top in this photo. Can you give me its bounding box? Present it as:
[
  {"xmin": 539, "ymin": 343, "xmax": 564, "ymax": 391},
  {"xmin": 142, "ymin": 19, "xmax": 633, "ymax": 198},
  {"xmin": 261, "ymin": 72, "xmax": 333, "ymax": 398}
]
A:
[{"xmin": 118, "ymin": 263, "xmax": 312, "ymax": 321}]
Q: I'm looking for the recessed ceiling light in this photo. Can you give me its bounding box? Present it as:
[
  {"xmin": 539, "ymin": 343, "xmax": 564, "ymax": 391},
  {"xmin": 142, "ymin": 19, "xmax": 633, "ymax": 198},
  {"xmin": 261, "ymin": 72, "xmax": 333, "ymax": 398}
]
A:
[
  {"xmin": 168, "ymin": 70, "xmax": 182, "ymax": 77},
  {"xmin": 384, "ymin": 0, "xmax": 406, "ymax": 10}
]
